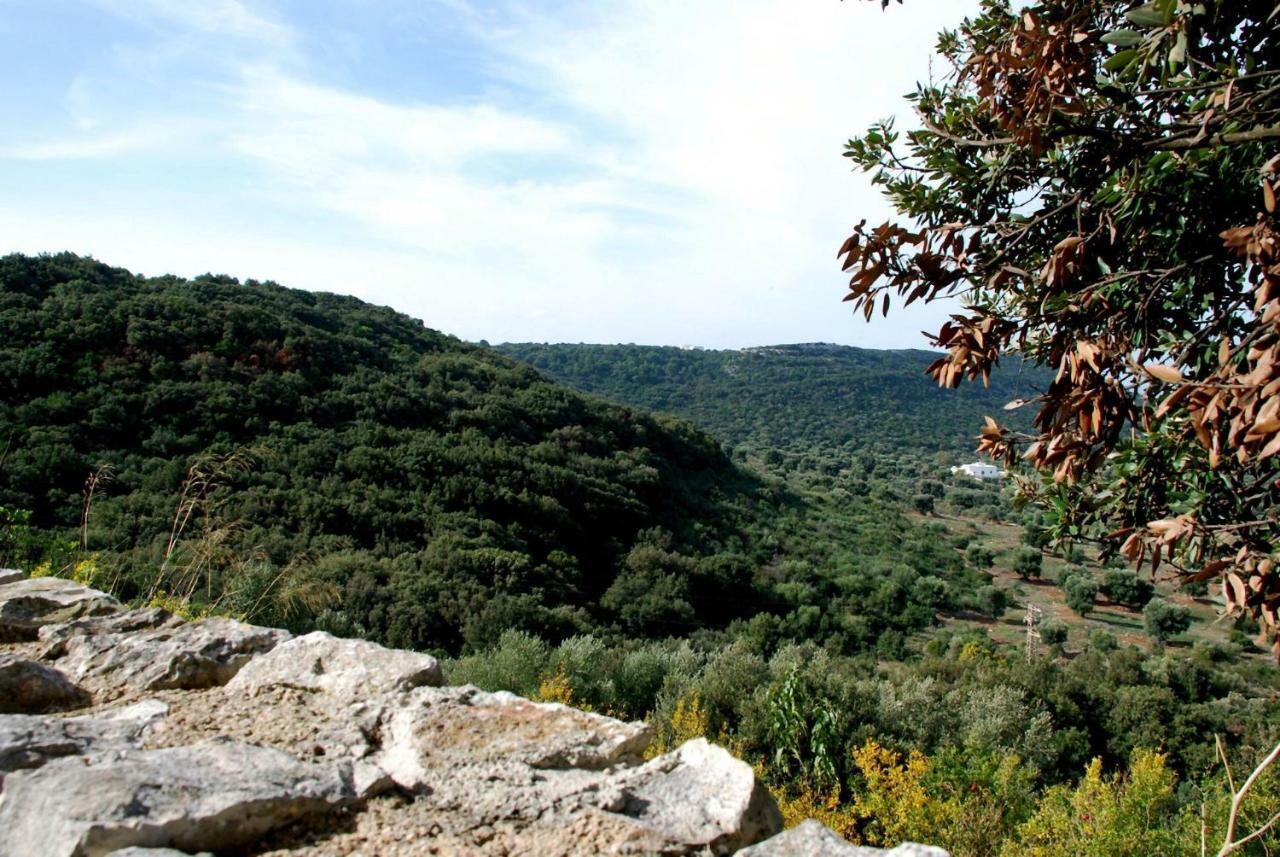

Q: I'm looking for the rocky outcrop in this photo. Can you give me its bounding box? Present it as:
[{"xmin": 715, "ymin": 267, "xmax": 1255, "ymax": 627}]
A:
[
  {"xmin": 37, "ymin": 607, "xmax": 184, "ymax": 658},
  {"xmin": 0, "ymin": 575, "xmax": 120, "ymax": 641},
  {"xmin": 58, "ymin": 617, "xmax": 289, "ymax": 693},
  {"xmin": 0, "ymin": 653, "xmax": 89, "ymax": 712},
  {"xmin": 228, "ymin": 631, "xmax": 442, "ymax": 697},
  {"xmin": 737, "ymin": 821, "xmax": 949, "ymax": 856},
  {"xmin": 0, "ymin": 738, "xmax": 355, "ymax": 857},
  {"xmin": 0, "ymin": 699, "xmax": 166, "ymax": 785},
  {"xmin": 0, "ymin": 573, "xmax": 949, "ymax": 857},
  {"xmin": 601, "ymin": 737, "xmax": 782, "ymax": 854},
  {"xmin": 106, "ymin": 849, "xmax": 212, "ymax": 857}
]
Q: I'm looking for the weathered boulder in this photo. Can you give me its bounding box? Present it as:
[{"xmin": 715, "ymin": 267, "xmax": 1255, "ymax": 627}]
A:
[
  {"xmin": 227, "ymin": 630, "xmax": 441, "ymax": 698},
  {"xmin": 107, "ymin": 850, "xmax": 212, "ymax": 857},
  {"xmin": 0, "ymin": 737, "xmax": 355, "ymax": 857},
  {"xmin": 373, "ymin": 685, "xmax": 653, "ymax": 796},
  {"xmin": 0, "ymin": 568, "xmax": 26, "ymax": 586},
  {"xmin": 0, "ymin": 577, "xmax": 121, "ymax": 642},
  {"xmin": 738, "ymin": 820, "xmax": 950, "ymax": 856},
  {"xmin": 0, "ymin": 653, "xmax": 89, "ymax": 712},
  {"xmin": 0, "ymin": 699, "xmax": 167, "ymax": 784},
  {"xmin": 57, "ymin": 617, "xmax": 289, "ymax": 692},
  {"xmin": 600, "ymin": 737, "xmax": 782, "ymax": 855},
  {"xmin": 38, "ymin": 607, "xmax": 184, "ymax": 659}
]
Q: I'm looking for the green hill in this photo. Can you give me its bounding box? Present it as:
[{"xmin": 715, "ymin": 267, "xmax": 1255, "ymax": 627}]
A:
[
  {"xmin": 496, "ymin": 342, "xmax": 1049, "ymax": 457},
  {"xmin": 0, "ymin": 253, "xmax": 990, "ymax": 656}
]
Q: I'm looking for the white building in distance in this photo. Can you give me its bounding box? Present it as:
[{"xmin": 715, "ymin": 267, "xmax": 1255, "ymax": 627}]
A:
[{"xmin": 951, "ymin": 461, "xmax": 1004, "ymax": 481}]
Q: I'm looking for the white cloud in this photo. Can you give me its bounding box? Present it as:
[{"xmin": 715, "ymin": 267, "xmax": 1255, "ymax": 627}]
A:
[
  {"xmin": 84, "ymin": 0, "xmax": 295, "ymax": 47},
  {"xmin": 1, "ymin": 0, "xmax": 974, "ymax": 347},
  {"xmin": 1, "ymin": 125, "xmax": 170, "ymax": 159}
]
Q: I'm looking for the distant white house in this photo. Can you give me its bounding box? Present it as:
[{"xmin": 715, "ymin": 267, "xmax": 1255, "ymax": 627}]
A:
[{"xmin": 951, "ymin": 461, "xmax": 1004, "ymax": 481}]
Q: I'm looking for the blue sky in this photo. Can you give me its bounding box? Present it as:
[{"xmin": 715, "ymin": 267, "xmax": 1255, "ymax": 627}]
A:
[{"xmin": 0, "ymin": 0, "xmax": 975, "ymax": 348}]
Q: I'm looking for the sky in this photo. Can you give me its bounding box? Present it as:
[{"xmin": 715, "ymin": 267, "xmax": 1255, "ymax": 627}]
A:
[{"xmin": 0, "ymin": 0, "xmax": 977, "ymax": 349}]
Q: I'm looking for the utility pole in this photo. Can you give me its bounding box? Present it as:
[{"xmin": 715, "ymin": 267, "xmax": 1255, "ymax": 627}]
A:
[{"xmin": 1024, "ymin": 603, "xmax": 1043, "ymax": 663}]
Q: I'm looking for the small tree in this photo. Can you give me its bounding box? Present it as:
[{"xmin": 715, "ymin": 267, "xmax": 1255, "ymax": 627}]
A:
[
  {"xmin": 1101, "ymin": 568, "xmax": 1154, "ymax": 609},
  {"xmin": 1021, "ymin": 522, "xmax": 1050, "ymax": 550},
  {"xmin": 1013, "ymin": 548, "xmax": 1042, "ymax": 580},
  {"xmin": 1039, "ymin": 619, "xmax": 1068, "ymax": 654},
  {"xmin": 1063, "ymin": 573, "xmax": 1099, "ymax": 617},
  {"xmin": 1143, "ymin": 599, "xmax": 1193, "ymax": 648},
  {"xmin": 912, "ymin": 493, "xmax": 936, "ymax": 516},
  {"xmin": 974, "ymin": 584, "xmax": 1009, "ymax": 619},
  {"xmin": 966, "ymin": 543, "xmax": 995, "ymax": 570}
]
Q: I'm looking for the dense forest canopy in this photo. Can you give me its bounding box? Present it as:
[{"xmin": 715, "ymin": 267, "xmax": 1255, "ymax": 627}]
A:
[
  {"xmin": 496, "ymin": 342, "xmax": 1049, "ymax": 458},
  {"xmin": 0, "ymin": 252, "xmax": 998, "ymax": 657},
  {"xmin": 840, "ymin": 0, "xmax": 1280, "ymax": 654}
]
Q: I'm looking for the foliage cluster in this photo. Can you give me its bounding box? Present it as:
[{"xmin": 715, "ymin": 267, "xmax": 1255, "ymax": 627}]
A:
[
  {"xmin": 0, "ymin": 253, "xmax": 1002, "ymax": 655},
  {"xmin": 449, "ymin": 626, "xmax": 1279, "ymax": 854},
  {"xmin": 840, "ymin": 0, "xmax": 1280, "ymax": 652},
  {"xmin": 496, "ymin": 342, "xmax": 1048, "ymax": 459}
]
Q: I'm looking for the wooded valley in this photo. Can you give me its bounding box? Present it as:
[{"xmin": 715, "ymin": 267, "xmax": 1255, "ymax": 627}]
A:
[{"xmin": 2, "ymin": 252, "xmax": 1276, "ymax": 855}]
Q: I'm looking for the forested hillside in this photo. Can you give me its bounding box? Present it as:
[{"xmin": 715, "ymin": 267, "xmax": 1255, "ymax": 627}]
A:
[
  {"xmin": 0, "ymin": 253, "xmax": 993, "ymax": 656},
  {"xmin": 496, "ymin": 342, "xmax": 1049, "ymax": 456},
  {"xmin": 2, "ymin": 253, "xmax": 1277, "ymax": 855}
]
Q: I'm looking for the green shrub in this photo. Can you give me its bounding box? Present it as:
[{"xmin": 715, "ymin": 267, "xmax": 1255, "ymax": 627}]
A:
[
  {"xmin": 1101, "ymin": 569, "xmax": 1154, "ymax": 609},
  {"xmin": 1039, "ymin": 620, "xmax": 1068, "ymax": 652},
  {"xmin": 1062, "ymin": 574, "xmax": 1098, "ymax": 618},
  {"xmin": 1142, "ymin": 600, "xmax": 1192, "ymax": 647},
  {"xmin": 1013, "ymin": 548, "xmax": 1042, "ymax": 580}
]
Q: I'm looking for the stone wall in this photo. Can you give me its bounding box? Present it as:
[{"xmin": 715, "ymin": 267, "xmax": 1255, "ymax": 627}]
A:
[{"xmin": 0, "ymin": 570, "xmax": 947, "ymax": 857}]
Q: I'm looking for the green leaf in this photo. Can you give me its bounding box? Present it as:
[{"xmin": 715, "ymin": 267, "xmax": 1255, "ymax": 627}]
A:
[
  {"xmin": 1104, "ymin": 49, "xmax": 1139, "ymax": 72},
  {"xmin": 1126, "ymin": 3, "xmax": 1168, "ymax": 27},
  {"xmin": 1101, "ymin": 30, "xmax": 1144, "ymax": 47}
]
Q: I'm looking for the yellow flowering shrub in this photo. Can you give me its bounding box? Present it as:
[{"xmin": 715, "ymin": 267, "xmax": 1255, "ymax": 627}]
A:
[
  {"xmin": 145, "ymin": 591, "xmax": 215, "ymax": 621},
  {"xmin": 535, "ymin": 665, "xmax": 577, "ymax": 706},
  {"xmin": 30, "ymin": 554, "xmax": 101, "ymax": 587},
  {"xmin": 646, "ymin": 691, "xmax": 711, "ymax": 759},
  {"xmin": 850, "ymin": 739, "xmax": 966, "ymax": 850},
  {"xmin": 1006, "ymin": 750, "xmax": 1186, "ymax": 857}
]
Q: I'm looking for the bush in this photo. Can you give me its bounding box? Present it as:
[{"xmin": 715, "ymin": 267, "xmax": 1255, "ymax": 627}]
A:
[
  {"xmin": 1088, "ymin": 630, "xmax": 1118, "ymax": 653},
  {"xmin": 1101, "ymin": 569, "xmax": 1154, "ymax": 609},
  {"xmin": 1013, "ymin": 548, "xmax": 1042, "ymax": 580},
  {"xmin": 1062, "ymin": 574, "xmax": 1098, "ymax": 618},
  {"xmin": 444, "ymin": 629, "xmax": 549, "ymax": 697},
  {"xmin": 1022, "ymin": 523, "xmax": 1050, "ymax": 550},
  {"xmin": 973, "ymin": 585, "xmax": 1009, "ymax": 619},
  {"xmin": 1007, "ymin": 751, "xmax": 1186, "ymax": 856},
  {"xmin": 1142, "ymin": 600, "xmax": 1192, "ymax": 647},
  {"xmin": 966, "ymin": 544, "xmax": 995, "ymax": 570},
  {"xmin": 1039, "ymin": 620, "xmax": 1068, "ymax": 653}
]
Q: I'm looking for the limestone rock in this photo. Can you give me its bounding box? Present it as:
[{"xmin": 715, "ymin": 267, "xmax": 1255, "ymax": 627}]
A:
[
  {"xmin": 0, "ymin": 653, "xmax": 89, "ymax": 713},
  {"xmin": 737, "ymin": 820, "xmax": 950, "ymax": 856},
  {"xmin": 38, "ymin": 607, "xmax": 184, "ymax": 659},
  {"xmin": 0, "ymin": 577, "xmax": 121, "ymax": 642},
  {"xmin": 373, "ymin": 685, "xmax": 653, "ymax": 796},
  {"xmin": 601, "ymin": 737, "xmax": 782, "ymax": 855},
  {"xmin": 57, "ymin": 617, "xmax": 289, "ymax": 691},
  {"xmin": 0, "ymin": 699, "xmax": 167, "ymax": 784},
  {"xmin": 227, "ymin": 630, "xmax": 442, "ymax": 698},
  {"xmin": 0, "ymin": 737, "xmax": 355, "ymax": 857},
  {"xmin": 0, "ymin": 568, "xmax": 26, "ymax": 586}
]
